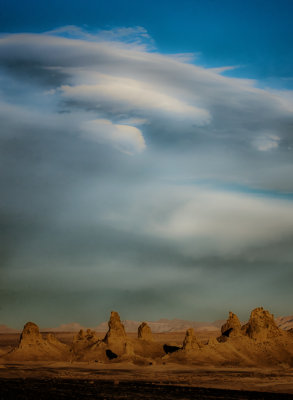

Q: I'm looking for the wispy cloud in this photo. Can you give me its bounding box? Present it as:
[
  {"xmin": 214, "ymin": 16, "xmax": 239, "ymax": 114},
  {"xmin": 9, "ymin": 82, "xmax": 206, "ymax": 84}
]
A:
[
  {"xmin": 0, "ymin": 27, "xmax": 293, "ymax": 324},
  {"xmin": 44, "ymin": 25, "xmax": 155, "ymax": 50},
  {"xmin": 60, "ymin": 76, "xmax": 210, "ymax": 125},
  {"xmin": 82, "ymin": 118, "xmax": 146, "ymax": 154},
  {"xmin": 253, "ymin": 133, "xmax": 281, "ymax": 151}
]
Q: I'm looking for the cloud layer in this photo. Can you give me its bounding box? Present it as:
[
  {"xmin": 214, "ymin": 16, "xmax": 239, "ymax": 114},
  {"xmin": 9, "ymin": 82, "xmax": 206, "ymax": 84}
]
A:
[{"xmin": 0, "ymin": 27, "xmax": 293, "ymax": 327}]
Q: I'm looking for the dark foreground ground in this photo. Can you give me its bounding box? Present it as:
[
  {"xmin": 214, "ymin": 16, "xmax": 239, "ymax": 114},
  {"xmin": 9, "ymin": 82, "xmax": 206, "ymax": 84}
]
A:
[{"xmin": 1, "ymin": 379, "xmax": 293, "ymax": 400}]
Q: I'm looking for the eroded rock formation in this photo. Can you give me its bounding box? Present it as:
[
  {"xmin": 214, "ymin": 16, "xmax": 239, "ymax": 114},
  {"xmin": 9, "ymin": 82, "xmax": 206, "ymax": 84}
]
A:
[
  {"xmin": 221, "ymin": 312, "xmax": 242, "ymax": 337},
  {"xmin": 74, "ymin": 329, "xmax": 85, "ymax": 342},
  {"xmin": 103, "ymin": 311, "xmax": 127, "ymax": 354},
  {"xmin": 138, "ymin": 322, "xmax": 153, "ymax": 341},
  {"xmin": 182, "ymin": 328, "xmax": 201, "ymax": 350},
  {"xmin": 241, "ymin": 307, "xmax": 282, "ymax": 341},
  {"xmin": 1, "ymin": 307, "xmax": 292, "ymax": 367},
  {"xmin": 124, "ymin": 340, "xmax": 135, "ymax": 356},
  {"xmin": 5, "ymin": 322, "xmax": 69, "ymax": 361},
  {"xmin": 46, "ymin": 333, "xmax": 68, "ymax": 351},
  {"xmin": 71, "ymin": 328, "xmax": 100, "ymax": 354},
  {"xmin": 18, "ymin": 322, "xmax": 44, "ymax": 348},
  {"xmin": 104, "ymin": 311, "xmax": 126, "ymax": 343}
]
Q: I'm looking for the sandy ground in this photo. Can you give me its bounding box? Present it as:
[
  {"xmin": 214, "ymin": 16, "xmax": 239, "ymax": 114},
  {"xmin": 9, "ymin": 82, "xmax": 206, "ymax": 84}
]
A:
[
  {"xmin": 1, "ymin": 331, "xmax": 293, "ymax": 398},
  {"xmin": 0, "ymin": 330, "xmax": 217, "ymax": 348},
  {"xmin": 1, "ymin": 378, "xmax": 292, "ymax": 399},
  {"xmin": 1, "ymin": 361, "xmax": 293, "ymax": 394}
]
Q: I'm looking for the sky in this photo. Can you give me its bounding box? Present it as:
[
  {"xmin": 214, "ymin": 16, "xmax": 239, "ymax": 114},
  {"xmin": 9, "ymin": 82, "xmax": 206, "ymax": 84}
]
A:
[{"xmin": 0, "ymin": 0, "xmax": 293, "ymax": 329}]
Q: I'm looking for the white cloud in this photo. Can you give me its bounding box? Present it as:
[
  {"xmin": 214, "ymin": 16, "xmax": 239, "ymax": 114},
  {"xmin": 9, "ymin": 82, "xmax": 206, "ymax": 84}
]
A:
[
  {"xmin": 118, "ymin": 117, "xmax": 148, "ymax": 126},
  {"xmin": 82, "ymin": 118, "xmax": 146, "ymax": 154},
  {"xmin": 253, "ymin": 133, "xmax": 281, "ymax": 151},
  {"xmin": 1, "ymin": 27, "xmax": 293, "ymax": 320},
  {"xmin": 101, "ymin": 184, "xmax": 293, "ymax": 256},
  {"xmin": 208, "ymin": 65, "xmax": 240, "ymax": 74},
  {"xmin": 60, "ymin": 74, "xmax": 211, "ymax": 125},
  {"xmin": 0, "ymin": 29, "xmax": 293, "ymax": 187}
]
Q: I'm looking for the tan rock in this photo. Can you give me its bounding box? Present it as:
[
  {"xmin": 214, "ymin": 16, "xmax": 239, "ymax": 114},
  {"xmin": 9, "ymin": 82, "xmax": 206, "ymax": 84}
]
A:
[
  {"xmin": 103, "ymin": 311, "xmax": 127, "ymax": 355},
  {"xmin": 242, "ymin": 307, "xmax": 282, "ymax": 342},
  {"xmin": 138, "ymin": 322, "xmax": 153, "ymax": 341},
  {"xmin": 104, "ymin": 311, "xmax": 126, "ymax": 344},
  {"xmin": 73, "ymin": 328, "xmax": 98, "ymax": 343},
  {"xmin": 71, "ymin": 328, "xmax": 100, "ymax": 355},
  {"xmin": 74, "ymin": 329, "xmax": 85, "ymax": 341},
  {"xmin": 182, "ymin": 328, "xmax": 201, "ymax": 350},
  {"xmin": 207, "ymin": 337, "xmax": 219, "ymax": 347},
  {"xmin": 124, "ymin": 340, "xmax": 135, "ymax": 356},
  {"xmin": 85, "ymin": 329, "xmax": 99, "ymax": 342},
  {"xmin": 221, "ymin": 312, "xmax": 242, "ymax": 337},
  {"xmin": 46, "ymin": 333, "xmax": 69, "ymax": 351},
  {"xmin": 18, "ymin": 322, "xmax": 44, "ymax": 348},
  {"xmin": 5, "ymin": 322, "xmax": 70, "ymax": 361}
]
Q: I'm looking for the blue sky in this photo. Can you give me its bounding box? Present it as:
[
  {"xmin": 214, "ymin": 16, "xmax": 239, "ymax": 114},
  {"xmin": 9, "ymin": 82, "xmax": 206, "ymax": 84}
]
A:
[
  {"xmin": 0, "ymin": 0, "xmax": 293, "ymax": 328},
  {"xmin": 1, "ymin": 0, "xmax": 293, "ymax": 87}
]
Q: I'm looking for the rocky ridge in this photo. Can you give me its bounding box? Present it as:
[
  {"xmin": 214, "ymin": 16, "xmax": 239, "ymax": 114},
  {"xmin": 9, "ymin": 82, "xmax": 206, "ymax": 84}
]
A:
[
  {"xmin": 1, "ymin": 307, "xmax": 293, "ymax": 367},
  {"xmin": 241, "ymin": 307, "xmax": 281, "ymax": 341},
  {"xmin": 5, "ymin": 322, "xmax": 70, "ymax": 361}
]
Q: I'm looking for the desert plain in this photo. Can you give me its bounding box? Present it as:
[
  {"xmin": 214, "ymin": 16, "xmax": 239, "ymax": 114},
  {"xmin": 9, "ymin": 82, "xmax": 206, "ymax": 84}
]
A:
[{"xmin": 1, "ymin": 307, "xmax": 293, "ymax": 399}]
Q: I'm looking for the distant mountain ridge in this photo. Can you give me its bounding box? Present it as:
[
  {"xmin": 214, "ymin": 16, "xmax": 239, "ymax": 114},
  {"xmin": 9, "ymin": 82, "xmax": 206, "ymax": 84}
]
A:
[
  {"xmin": 1, "ymin": 315, "xmax": 292, "ymax": 333},
  {"xmin": 275, "ymin": 315, "xmax": 293, "ymax": 331},
  {"xmin": 0, "ymin": 324, "xmax": 19, "ymax": 333}
]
